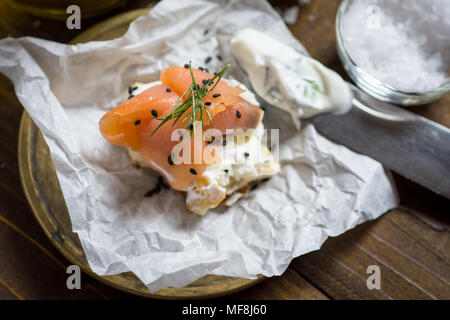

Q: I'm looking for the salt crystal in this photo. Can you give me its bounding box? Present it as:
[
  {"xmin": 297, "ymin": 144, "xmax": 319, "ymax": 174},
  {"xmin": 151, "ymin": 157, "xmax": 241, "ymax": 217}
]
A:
[{"xmin": 342, "ymin": 0, "xmax": 450, "ymax": 93}]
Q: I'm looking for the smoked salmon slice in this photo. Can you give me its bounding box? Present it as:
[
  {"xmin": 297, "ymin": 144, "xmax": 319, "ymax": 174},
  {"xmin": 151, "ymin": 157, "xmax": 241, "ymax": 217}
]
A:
[{"xmin": 99, "ymin": 65, "xmax": 264, "ymax": 191}]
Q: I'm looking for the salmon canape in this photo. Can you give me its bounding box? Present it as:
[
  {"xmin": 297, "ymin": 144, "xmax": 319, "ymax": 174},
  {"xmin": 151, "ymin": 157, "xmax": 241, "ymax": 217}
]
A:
[{"xmin": 100, "ymin": 64, "xmax": 280, "ymax": 215}]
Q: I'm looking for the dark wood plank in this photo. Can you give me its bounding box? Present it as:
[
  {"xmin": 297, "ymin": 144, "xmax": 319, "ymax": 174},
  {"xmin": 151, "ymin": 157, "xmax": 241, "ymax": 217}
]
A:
[
  {"xmin": 0, "ymin": 206, "xmax": 145, "ymax": 300},
  {"xmin": 229, "ymin": 268, "xmax": 329, "ymax": 300},
  {"xmin": 292, "ymin": 209, "xmax": 450, "ymax": 300},
  {"xmin": 0, "ymin": 217, "xmax": 104, "ymax": 299},
  {"xmin": 385, "ymin": 208, "xmax": 449, "ymax": 264}
]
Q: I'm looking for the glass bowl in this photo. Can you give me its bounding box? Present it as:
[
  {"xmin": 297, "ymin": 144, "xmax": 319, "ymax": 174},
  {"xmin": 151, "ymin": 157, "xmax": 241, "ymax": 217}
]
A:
[{"xmin": 335, "ymin": 0, "xmax": 450, "ymax": 106}]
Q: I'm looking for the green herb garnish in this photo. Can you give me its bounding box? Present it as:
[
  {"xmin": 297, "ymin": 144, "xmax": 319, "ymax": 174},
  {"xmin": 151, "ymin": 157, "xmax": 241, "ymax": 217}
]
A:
[
  {"xmin": 301, "ymin": 78, "xmax": 323, "ymax": 100},
  {"xmin": 150, "ymin": 62, "xmax": 230, "ymax": 137},
  {"xmin": 303, "ymin": 78, "xmax": 322, "ymax": 93}
]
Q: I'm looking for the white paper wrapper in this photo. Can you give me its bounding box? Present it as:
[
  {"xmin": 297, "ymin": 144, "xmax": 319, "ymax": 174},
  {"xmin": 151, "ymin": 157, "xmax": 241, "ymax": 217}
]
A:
[{"xmin": 0, "ymin": 0, "xmax": 398, "ymax": 292}]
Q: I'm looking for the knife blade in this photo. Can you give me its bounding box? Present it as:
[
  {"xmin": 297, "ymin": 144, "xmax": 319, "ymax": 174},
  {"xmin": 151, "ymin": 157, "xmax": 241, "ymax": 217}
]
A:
[{"xmin": 312, "ymin": 85, "xmax": 450, "ymax": 199}]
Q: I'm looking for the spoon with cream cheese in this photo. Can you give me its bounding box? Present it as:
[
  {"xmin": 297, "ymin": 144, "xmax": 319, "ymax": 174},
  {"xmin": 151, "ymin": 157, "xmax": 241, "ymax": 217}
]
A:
[{"xmin": 230, "ymin": 28, "xmax": 352, "ymax": 128}]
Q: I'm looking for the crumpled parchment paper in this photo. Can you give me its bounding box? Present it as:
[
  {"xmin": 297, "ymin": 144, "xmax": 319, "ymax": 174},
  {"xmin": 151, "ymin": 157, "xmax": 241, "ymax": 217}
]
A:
[{"xmin": 0, "ymin": 0, "xmax": 398, "ymax": 292}]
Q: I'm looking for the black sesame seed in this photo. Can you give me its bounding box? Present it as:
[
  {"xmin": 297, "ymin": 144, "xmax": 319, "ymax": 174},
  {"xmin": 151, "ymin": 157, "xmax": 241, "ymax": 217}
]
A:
[
  {"xmin": 199, "ymin": 67, "xmax": 204, "ymax": 71},
  {"xmin": 236, "ymin": 110, "xmax": 242, "ymax": 118},
  {"xmin": 184, "ymin": 64, "xmax": 189, "ymax": 69},
  {"xmin": 202, "ymin": 79, "xmax": 208, "ymax": 85},
  {"xmin": 168, "ymin": 155, "xmax": 174, "ymax": 165},
  {"xmin": 244, "ymin": 152, "xmax": 250, "ymax": 158},
  {"xmin": 189, "ymin": 168, "xmax": 197, "ymax": 175},
  {"xmin": 128, "ymin": 95, "xmax": 134, "ymax": 99},
  {"xmin": 212, "ymin": 93, "xmax": 221, "ymax": 98},
  {"xmin": 134, "ymin": 119, "xmax": 141, "ymax": 126},
  {"xmin": 222, "ymin": 139, "xmax": 227, "ymax": 146},
  {"xmin": 166, "ymin": 88, "xmax": 172, "ymax": 92},
  {"xmin": 151, "ymin": 109, "xmax": 158, "ymax": 117},
  {"xmin": 196, "ymin": 84, "xmax": 200, "ymax": 90},
  {"xmin": 224, "ymin": 169, "xmax": 229, "ymax": 174},
  {"xmin": 128, "ymin": 86, "xmax": 133, "ymax": 94},
  {"xmin": 189, "ymin": 124, "xmax": 194, "ymax": 131},
  {"xmin": 205, "ymin": 68, "xmax": 210, "ymax": 73},
  {"xmin": 203, "ymin": 29, "xmax": 209, "ymax": 35},
  {"xmin": 216, "ymin": 54, "xmax": 223, "ymax": 61},
  {"xmin": 205, "ymin": 101, "xmax": 211, "ymax": 106},
  {"xmin": 205, "ymin": 56, "xmax": 212, "ymax": 64},
  {"xmin": 133, "ymin": 86, "xmax": 138, "ymax": 91}
]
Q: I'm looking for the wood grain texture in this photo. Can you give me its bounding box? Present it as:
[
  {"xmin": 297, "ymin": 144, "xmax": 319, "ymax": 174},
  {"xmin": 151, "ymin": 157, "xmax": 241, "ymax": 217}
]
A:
[
  {"xmin": 292, "ymin": 210, "xmax": 450, "ymax": 300},
  {"xmin": 0, "ymin": 0, "xmax": 449, "ymax": 300},
  {"xmin": 228, "ymin": 268, "xmax": 329, "ymax": 300}
]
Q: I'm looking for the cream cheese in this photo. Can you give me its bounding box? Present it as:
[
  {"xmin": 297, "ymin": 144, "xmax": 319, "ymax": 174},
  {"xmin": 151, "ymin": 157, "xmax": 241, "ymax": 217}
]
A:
[
  {"xmin": 185, "ymin": 122, "xmax": 279, "ymax": 215},
  {"xmin": 230, "ymin": 28, "xmax": 353, "ymax": 128}
]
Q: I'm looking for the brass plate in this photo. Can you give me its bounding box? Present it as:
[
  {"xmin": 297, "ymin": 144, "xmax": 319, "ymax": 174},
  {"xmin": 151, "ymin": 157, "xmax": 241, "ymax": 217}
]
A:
[{"xmin": 18, "ymin": 8, "xmax": 263, "ymax": 299}]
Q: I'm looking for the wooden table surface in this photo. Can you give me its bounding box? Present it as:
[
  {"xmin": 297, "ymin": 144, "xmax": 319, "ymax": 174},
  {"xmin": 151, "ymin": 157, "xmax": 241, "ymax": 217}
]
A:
[{"xmin": 0, "ymin": 0, "xmax": 449, "ymax": 300}]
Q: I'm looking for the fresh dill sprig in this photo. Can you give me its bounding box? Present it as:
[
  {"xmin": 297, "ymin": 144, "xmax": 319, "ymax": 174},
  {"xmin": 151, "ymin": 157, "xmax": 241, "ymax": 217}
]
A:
[{"xmin": 150, "ymin": 62, "xmax": 230, "ymax": 137}]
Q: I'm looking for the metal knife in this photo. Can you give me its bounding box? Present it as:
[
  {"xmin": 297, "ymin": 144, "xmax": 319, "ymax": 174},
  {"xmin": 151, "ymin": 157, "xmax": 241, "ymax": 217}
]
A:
[{"xmin": 312, "ymin": 85, "xmax": 450, "ymax": 199}]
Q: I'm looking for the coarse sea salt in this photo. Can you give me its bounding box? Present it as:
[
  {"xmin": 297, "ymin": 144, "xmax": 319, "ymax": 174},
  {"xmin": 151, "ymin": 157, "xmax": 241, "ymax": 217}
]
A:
[{"xmin": 342, "ymin": 0, "xmax": 450, "ymax": 93}]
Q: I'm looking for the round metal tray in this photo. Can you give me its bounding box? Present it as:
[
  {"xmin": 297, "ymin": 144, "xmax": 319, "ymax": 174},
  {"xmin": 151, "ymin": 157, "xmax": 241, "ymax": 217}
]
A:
[{"xmin": 18, "ymin": 8, "xmax": 263, "ymax": 299}]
